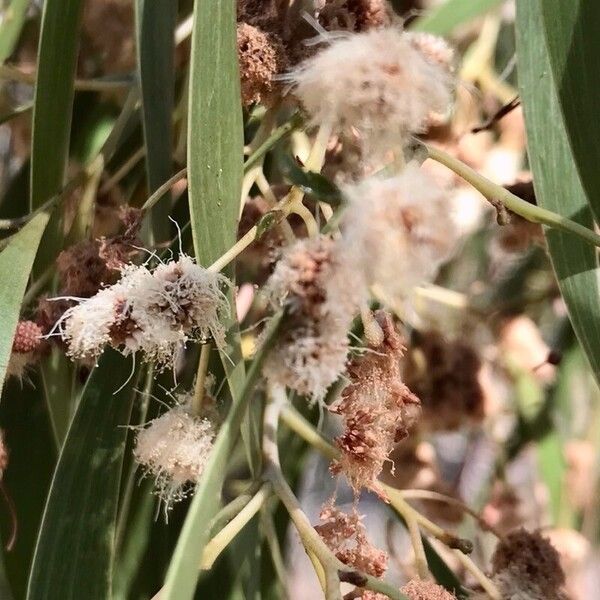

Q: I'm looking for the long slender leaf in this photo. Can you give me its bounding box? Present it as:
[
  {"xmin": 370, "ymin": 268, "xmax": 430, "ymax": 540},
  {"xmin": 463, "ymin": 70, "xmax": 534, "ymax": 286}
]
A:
[
  {"xmin": 538, "ymin": 0, "xmax": 600, "ymax": 222},
  {"xmin": 0, "ymin": 0, "xmax": 30, "ymax": 63},
  {"xmin": 161, "ymin": 312, "xmax": 282, "ymax": 600},
  {"xmin": 135, "ymin": 0, "xmax": 176, "ymax": 244},
  {"xmin": 186, "ymin": 0, "xmax": 243, "ymax": 267},
  {"xmin": 0, "ymin": 212, "xmax": 49, "ymax": 395},
  {"xmin": 409, "ymin": 0, "xmax": 503, "ymax": 35},
  {"xmin": 516, "ymin": 1, "xmax": 600, "ymax": 385},
  {"xmin": 27, "ymin": 351, "xmax": 139, "ymax": 600}
]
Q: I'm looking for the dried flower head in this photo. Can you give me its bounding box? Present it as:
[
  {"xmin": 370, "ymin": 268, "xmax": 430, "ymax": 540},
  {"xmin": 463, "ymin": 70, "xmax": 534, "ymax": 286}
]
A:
[
  {"xmin": 342, "ymin": 164, "xmax": 459, "ymax": 302},
  {"xmin": 59, "ymin": 255, "xmax": 229, "ymax": 367},
  {"xmin": 331, "ymin": 311, "xmax": 420, "ymax": 493},
  {"xmin": 401, "ymin": 579, "xmax": 457, "ymax": 600},
  {"xmin": 404, "ymin": 330, "xmax": 484, "ymax": 431},
  {"xmin": 315, "ymin": 501, "xmax": 388, "ymax": 577},
  {"xmin": 289, "ymin": 28, "xmax": 453, "ymax": 153},
  {"xmin": 263, "ymin": 236, "xmax": 365, "ymax": 400},
  {"xmin": 317, "ymin": 0, "xmax": 391, "ymax": 33},
  {"xmin": 491, "ymin": 528, "xmax": 568, "ymax": 600},
  {"xmin": 237, "ymin": 23, "xmax": 288, "ymax": 106},
  {"xmin": 7, "ymin": 320, "xmax": 44, "ymax": 379},
  {"xmin": 134, "ymin": 393, "xmax": 216, "ymax": 507}
]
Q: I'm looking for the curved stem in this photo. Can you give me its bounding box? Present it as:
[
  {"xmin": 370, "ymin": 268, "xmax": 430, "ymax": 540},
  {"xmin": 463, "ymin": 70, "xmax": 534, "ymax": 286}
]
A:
[
  {"xmin": 100, "ymin": 147, "xmax": 145, "ymax": 195},
  {"xmin": 191, "ymin": 343, "xmax": 211, "ymax": 416},
  {"xmin": 426, "ymin": 144, "xmax": 600, "ymax": 248},
  {"xmin": 200, "ymin": 483, "xmax": 271, "ymax": 570},
  {"xmin": 141, "ymin": 168, "xmax": 187, "ymax": 211}
]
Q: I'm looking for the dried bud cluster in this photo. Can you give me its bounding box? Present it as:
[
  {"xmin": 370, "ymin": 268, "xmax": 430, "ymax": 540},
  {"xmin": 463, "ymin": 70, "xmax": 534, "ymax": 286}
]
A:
[
  {"xmin": 263, "ymin": 236, "xmax": 365, "ymax": 400},
  {"xmin": 315, "ymin": 501, "xmax": 388, "ymax": 578},
  {"xmin": 237, "ymin": 23, "xmax": 288, "ymax": 106},
  {"xmin": 401, "ymin": 580, "xmax": 456, "ymax": 600},
  {"xmin": 289, "ymin": 28, "xmax": 453, "ymax": 155},
  {"xmin": 59, "ymin": 255, "xmax": 229, "ymax": 368},
  {"xmin": 7, "ymin": 320, "xmax": 43, "ymax": 379},
  {"xmin": 134, "ymin": 392, "xmax": 216, "ymax": 506},
  {"xmin": 404, "ymin": 330, "xmax": 484, "ymax": 431},
  {"xmin": 331, "ymin": 311, "xmax": 420, "ymax": 493},
  {"xmin": 491, "ymin": 528, "xmax": 569, "ymax": 600},
  {"xmin": 342, "ymin": 164, "xmax": 459, "ymax": 303},
  {"xmin": 317, "ymin": 0, "xmax": 391, "ymax": 32}
]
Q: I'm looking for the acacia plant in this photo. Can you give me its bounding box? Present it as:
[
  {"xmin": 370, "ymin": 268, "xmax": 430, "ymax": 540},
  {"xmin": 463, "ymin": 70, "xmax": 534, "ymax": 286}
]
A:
[{"xmin": 0, "ymin": 1, "xmax": 599, "ymax": 599}]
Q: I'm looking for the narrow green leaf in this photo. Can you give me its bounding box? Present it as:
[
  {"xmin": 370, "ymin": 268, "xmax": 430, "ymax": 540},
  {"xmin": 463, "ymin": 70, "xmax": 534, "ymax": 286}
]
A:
[
  {"xmin": 27, "ymin": 351, "xmax": 139, "ymax": 600},
  {"xmin": 422, "ymin": 538, "xmax": 468, "ymax": 599},
  {"xmin": 0, "ymin": 212, "xmax": 49, "ymax": 395},
  {"xmin": 0, "ymin": 0, "xmax": 30, "ymax": 63},
  {"xmin": 187, "ymin": 0, "xmax": 243, "ymax": 267},
  {"xmin": 409, "ymin": 0, "xmax": 502, "ymax": 35},
  {"xmin": 135, "ymin": 0, "xmax": 176, "ymax": 244},
  {"xmin": 538, "ymin": 0, "xmax": 600, "ymax": 222},
  {"xmin": 161, "ymin": 312, "xmax": 283, "ymax": 600},
  {"xmin": 29, "ymin": 0, "xmax": 83, "ymax": 277},
  {"xmin": 516, "ymin": 1, "xmax": 600, "ymax": 384},
  {"xmin": 30, "ymin": 0, "xmax": 83, "ymax": 209}
]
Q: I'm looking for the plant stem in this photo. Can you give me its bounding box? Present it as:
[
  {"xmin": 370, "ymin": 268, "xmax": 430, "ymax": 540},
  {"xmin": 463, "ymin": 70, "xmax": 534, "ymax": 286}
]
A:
[
  {"xmin": 200, "ymin": 483, "xmax": 272, "ymax": 570},
  {"xmin": 141, "ymin": 168, "xmax": 187, "ymax": 211},
  {"xmin": 191, "ymin": 343, "xmax": 211, "ymax": 416},
  {"xmin": 100, "ymin": 147, "xmax": 146, "ymax": 195},
  {"xmin": 426, "ymin": 144, "xmax": 600, "ymax": 248},
  {"xmin": 244, "ymin": 112, "xmax": 304, "ymax": 172}
]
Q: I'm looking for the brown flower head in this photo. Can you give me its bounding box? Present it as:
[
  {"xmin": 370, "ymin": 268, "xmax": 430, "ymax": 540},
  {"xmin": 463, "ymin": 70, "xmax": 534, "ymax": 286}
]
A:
[
  {"xmin": 401, "ymin": 579, "xmax": 457, "ymax": 600},
  {"xmin": 315, "ymin": 501, "xmax": 388, "ymax": 578},
  {"xmin": 491, "ymin": 528, "xmax": 568, "ymax": 600},
  {"xmin": 237, "ymin": 23, "xmax": 288, "ymax": 107},
  {"xmin": 318, "ymin": 0, "xmax": 391, "ymax": 33},
  {"xmin": 331, "ymin": 311, "xmax": 420, "ymax": 493},
  {"xmin": 404, "ymin": 330, "xmax": 484, "ymax": 431}
]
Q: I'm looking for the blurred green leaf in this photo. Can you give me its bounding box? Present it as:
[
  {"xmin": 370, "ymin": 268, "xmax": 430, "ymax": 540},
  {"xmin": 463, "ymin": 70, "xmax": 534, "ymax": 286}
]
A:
[
  {"xmin": 161, "ymin": 311, "xmax": 282, "ymax": 600},
  {"xmin": 538, "ymin": 0, "xmax": 600, "ymax": 222},
  {"xmin": 0, "ymin": 212, "xmax": 49, "ymax": 395},
  {"xmin": 0, "ymin": 0, "xmax": 30, "ymax": 63},
  {"xmin": 278, "ymin": 154, "xmax": 342, "ymax": 207},
  {"xmin": 410, "ymin": 0, "xmax": 503, "ymax": 35},
  {"xmin": 186, "ymin": 0, "xmax": 243, "ymax": 268},
  {"xmin": 422, "ymin": 537, "xmax": 468, "ymax": 599},
  {"xmin": 0, "ymin": 375, "xmax": 56, "ymax": 600},
  {"xmin": 135, "ymin": 0, "xmax": 176, "ymax": 244},
  {"xmin": 27, "ymin": 351, "xmax": 139, "ymax": 600},
  {"xmin": 516, "ymin": 1, "xmax": 600, "ymax": 385},
  {"xmin": 30, "ymin": 0, "xmax": 83, "ymax": 274}
]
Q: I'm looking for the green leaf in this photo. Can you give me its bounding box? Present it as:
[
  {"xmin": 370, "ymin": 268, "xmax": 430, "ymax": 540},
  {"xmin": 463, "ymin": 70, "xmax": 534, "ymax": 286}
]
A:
[
  {"xmin": 30, "ymin": 0, "xmax": 83, "ymax": 209},
  {"xmin": 0, "ymin": 212, "xmax": 49, "ymax": 395},
  {"xmin": 27, "ymin": 350, "xmax": 139, "ymax": 600},
  {"xmin": 161, "ymin": 311, "xmax": 283, "ymax": 600},
  {"xmin": 187, "ymin": 0, "xmax": 243, "ymax": 268},
  {"xmin": 278, "ymin": 154, "xmax": 343, "ymax": 207},
  {"xmin": 135, "ymin": 0, "xmax": 176, "ymax": 244},
  {"xmin": 537, "ymin": 0, "xmax": 600, "ymax": 222},
  {"xmin": 29, "ymin": 0, "xmax": 83, "ymax": 275},
  {"xmin": 409, "ymin": 0, "xmax": 503, "ymax": 35},
  {"xmin": 0, "ymin": 0, "xmax": 30, "ymax": 63},
  {"xmin": 422, "ymin": 538, "xmax": 468, "ymax": 599},
  {"xmin": 516, "ymin": 1, "xmax": 600, "ymax": 385}
]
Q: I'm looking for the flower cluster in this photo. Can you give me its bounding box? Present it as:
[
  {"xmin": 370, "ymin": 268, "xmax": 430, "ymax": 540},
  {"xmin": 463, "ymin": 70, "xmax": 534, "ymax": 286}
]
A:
[
  {"xmin": 263, "ymin": 235, "xmax": 365, "ymax": 400},
  {"xmin": 490, "ymin": 528, "xmax": 569, "ymax": 600},
  {"xmin": 315, "ymin": 501, "xmax": 388, "ymax": 578},
  {"xmin": 133, "ymin": 391, "xmax": 217, "ymax": 507},
  {"xmin": 289, "ymin": 27, "xmax": 454, "ymax": 157},
  {"xmin": 330, "ymin": 311, "xmax": 420, "ymax": 494},
  {"xmin": 341, "ymin": 164, "xmax": 459, "ymax": 302},
  {"xmin": 7, "ymin": 320, "xmax": 43, "ymax": 379},
  {"xmin": 58, "ymin": 255, "xmax": 229, "ymax": 368}
]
